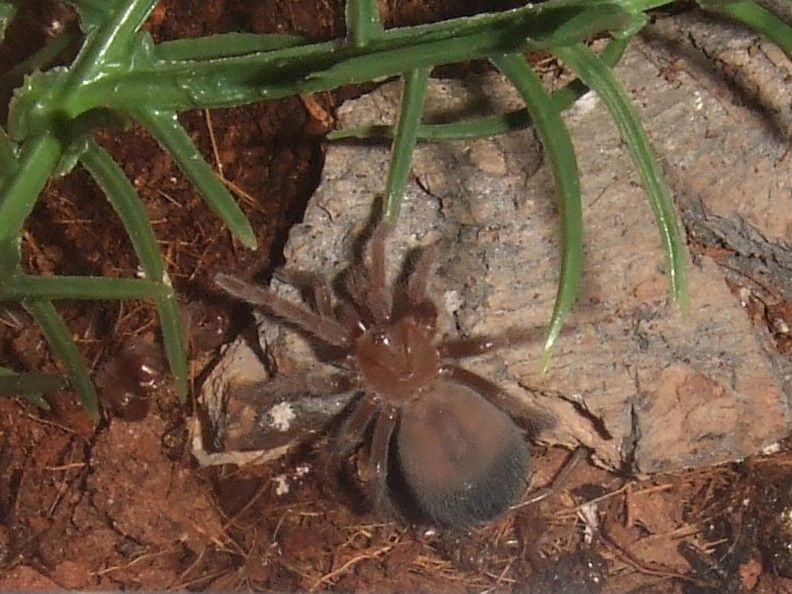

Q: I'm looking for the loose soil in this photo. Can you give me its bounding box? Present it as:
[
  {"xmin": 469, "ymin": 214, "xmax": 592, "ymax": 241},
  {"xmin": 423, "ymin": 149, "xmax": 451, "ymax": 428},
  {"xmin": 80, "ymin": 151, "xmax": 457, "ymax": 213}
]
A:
[{"xmin": 1, "ymin": 1, "xmax": 791, "ymax": 592}]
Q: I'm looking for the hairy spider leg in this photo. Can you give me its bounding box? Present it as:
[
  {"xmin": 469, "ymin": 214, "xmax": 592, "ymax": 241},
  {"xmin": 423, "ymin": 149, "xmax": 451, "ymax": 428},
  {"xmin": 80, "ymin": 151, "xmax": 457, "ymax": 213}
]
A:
[
  {"xmin": 364, "ymin": 408, "xmax": 398, "ymax": 511},
  {"xmin": 364, "ymin": 222, "xmax": 393, "ymax": 323},
  {"xmin": 233, "ymin": 372, "xmax": 352, "ymax": 404},
  {"xmin": 214, "ymin": 273, "xmax": 351, "ymax": 348},
  {"xmin": 274, "ymin": 268, "xmax": 335, "ymax": 318},
  {"xmin": 334, "ymin": 396, "xmax": 378, "ymax": 459},
  {"xmin": 406, "ymin": 244, "xmax": 436, "ymax": 306},
  {"xmin": 439, "ymin": 364, "xmax": 552, "ymax": 436},
  {"xmin": 511, "ymin": 447, "xmax": 587, "ymax": 509},
  {"xmin": 439, "ymin": 327, "xmax": 538, "ymax": 359},
  {"xmin": 336, "ymin": 301, "xmax": 366, "ymax": 336},
  {"xmin": 343, "ymin": 266, "xmax": 375, "ymax": 326}
]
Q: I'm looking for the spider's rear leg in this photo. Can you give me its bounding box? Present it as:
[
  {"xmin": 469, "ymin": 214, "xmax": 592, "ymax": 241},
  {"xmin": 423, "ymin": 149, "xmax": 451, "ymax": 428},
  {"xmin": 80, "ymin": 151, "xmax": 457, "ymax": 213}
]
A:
[
  {"xmin": 334, "ymin": 395, "xmax": 378, "ymax": 460},
  {"xmin": 440, "ymin": 364, "xmax": 555, "ymax": 436},
  {"xmin": 361, "ymin": 407, "xmax": 397, "ymax": 513},
  {"xmin": 512, "ymin": 447, "xmax": 587, "ymax": 508}
]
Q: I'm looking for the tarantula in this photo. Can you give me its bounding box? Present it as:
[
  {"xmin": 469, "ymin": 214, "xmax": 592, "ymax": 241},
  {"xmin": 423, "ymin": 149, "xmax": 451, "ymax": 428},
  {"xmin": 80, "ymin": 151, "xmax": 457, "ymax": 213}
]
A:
[{"xmin": 215, "ymin": 223, "xmax": 550, "ymax": 527}]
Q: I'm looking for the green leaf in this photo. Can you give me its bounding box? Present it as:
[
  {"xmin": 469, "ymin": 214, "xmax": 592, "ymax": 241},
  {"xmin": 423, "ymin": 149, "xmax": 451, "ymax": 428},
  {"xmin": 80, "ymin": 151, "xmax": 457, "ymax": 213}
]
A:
[
  {"xmin": 8, "ymin": 69, "xmax": 68, "ymax": 140},
  {"xmin": 81, "ymin": 141, "xmax": 164, "ymax": 278},
  {"xmin": 0, "ymin": 368, "xmax": 64, "ymax": 407},
  {"xmin": 699, "ymin": 0, "xmax": 792, "ymax": 57},
  {"xmin": 65, "ymin": 0, "xmax": 114, "ymax": 31},
  {"xmin": 384, "ymin": 67, "xmax": 430, "ymax": 223},
  {"xmin": 23, "ymin": 300, "xmax": 99, "ymax": 419},
  {"xmin": 134, "ymin": 108, "xmax": 257, "ymax": 250},
  {"xmin": 52, "ymin": 109, "xmax": 130, "ymax": 178},
  {"xmin": 9, "ymin": 0, "xmax": 157, "ymax": 139},
  {"xmin": 1, "ymin": 274, "xmax": 171, "ymax": 300},
  {"xmin": 0, "ymin": 23, "xmax": 81, "ymax": 92},
  {"xmin": 492, "ymin": 53, "xmax": 583, "ymax": 369},
  {"xmin": 157, "ymin": 296, "xmax": 189, "ymax": 402},
  {"xmin": 81, "ymin": 140, "xmax": 188, "ymax": 400},
  {"xmin": 0, "ymin": 132, "xmax": 65, "ymax": 291},
  {"xmin": 0, "ymin": 2, "xmax": 17, "ymax": 44},
  {"xmin": 554, "ymin": 43, "xmax": 688, "ymax": 309},
  {"xmin": 156, "ymin": 32, "xmax": 307, "ymax": 61}
]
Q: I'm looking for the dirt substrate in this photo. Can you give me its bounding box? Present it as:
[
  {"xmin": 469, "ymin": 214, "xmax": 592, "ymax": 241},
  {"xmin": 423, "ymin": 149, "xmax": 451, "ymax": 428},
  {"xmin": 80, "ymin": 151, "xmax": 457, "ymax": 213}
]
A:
[{"xmin": 1, "ymin": 1, "xmax": 792, "ymax": 592}]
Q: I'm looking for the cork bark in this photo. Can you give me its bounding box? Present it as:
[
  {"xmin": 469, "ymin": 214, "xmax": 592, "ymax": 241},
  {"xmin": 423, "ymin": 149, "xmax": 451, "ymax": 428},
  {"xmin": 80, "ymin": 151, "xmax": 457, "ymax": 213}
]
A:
[{"xmin": 195, "ymin": 14, "xmax": 792, "ymax": 473}]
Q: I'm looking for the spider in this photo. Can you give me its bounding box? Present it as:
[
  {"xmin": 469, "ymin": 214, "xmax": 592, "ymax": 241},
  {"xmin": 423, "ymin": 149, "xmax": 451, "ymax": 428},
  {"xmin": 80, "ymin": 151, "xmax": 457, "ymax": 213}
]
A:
[{"xmin": 214, "ymin": 222, "xmax": 553, "ymax": 527}]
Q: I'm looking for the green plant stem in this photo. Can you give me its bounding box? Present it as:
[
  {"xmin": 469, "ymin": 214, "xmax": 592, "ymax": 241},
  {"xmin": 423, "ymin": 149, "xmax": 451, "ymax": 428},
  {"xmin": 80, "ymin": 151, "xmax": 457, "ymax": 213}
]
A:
[
  {"xmin": 23, "ymin": 300, "xmax": 99, "ymax": 418},
  {"xmin": 492, "ymin": 53, "xmax": 583, "ymax": 368},
  {"xmin": 34, "ymin": 1, "xmax": 643, "ymax": 120},
  {"xmin": 0, "ymin": 128, "xmax": 17, "ymax": 176},
  {"xmin": 384, "ymin": 68, "xmax": 430, "ymax": 223},
  {"xmin": 554, "ymin": 43, "xmax": 688, "ymax": 308},
  {"xmin": 67, "ymin": 0, "xmax": 158, "ymax": 76}
]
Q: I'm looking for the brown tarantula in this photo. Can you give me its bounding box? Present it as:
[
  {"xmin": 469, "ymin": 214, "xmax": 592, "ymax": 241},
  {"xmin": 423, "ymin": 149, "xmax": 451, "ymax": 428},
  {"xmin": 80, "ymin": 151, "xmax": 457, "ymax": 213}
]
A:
[{"xmin": 215, "ymin": 223, "xmax": 550, "ymax": 527}]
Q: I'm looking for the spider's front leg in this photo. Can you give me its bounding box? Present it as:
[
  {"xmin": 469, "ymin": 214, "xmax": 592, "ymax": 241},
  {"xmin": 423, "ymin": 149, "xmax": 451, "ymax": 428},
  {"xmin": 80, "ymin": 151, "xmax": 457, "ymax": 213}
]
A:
[
  {"xmin": 364, "ymin": 222, "xmax": 393, "ymax": 323},
  {"xmin": 214, "ymin": 273, "xmax": 351, "ymax": 348},
  {"xmin": 343, "ymin": 222, "xmax": 393, "ymax": 325},
  {"xmin": 405, "ymin": 244, "xmax": 436, "ymax": 307},
  {"xmin": 274, "ymin": 268, "xmax": 335, "ymax": 319}
]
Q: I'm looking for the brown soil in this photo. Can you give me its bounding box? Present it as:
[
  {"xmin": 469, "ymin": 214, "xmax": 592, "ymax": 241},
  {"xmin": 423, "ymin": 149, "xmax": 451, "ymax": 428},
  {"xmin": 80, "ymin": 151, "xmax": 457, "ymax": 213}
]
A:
[{"xmin": 1, "ymin": 1, "xmax": 791, "ymax": 592}]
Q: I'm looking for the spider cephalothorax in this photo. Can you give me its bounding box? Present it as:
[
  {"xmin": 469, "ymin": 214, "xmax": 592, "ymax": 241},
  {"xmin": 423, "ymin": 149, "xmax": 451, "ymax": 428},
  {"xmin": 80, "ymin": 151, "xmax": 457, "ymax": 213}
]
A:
[{"xmin": 215, "ymin": 222, "xmax": 546, "ymax": 527}]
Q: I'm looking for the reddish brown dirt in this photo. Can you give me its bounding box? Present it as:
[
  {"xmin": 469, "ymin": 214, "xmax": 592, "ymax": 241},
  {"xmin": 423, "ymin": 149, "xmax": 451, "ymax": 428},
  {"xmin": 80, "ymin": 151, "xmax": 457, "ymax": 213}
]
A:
[{"xmin": 1, "ymin": 1, "xmax": 792, "ymax": 592}]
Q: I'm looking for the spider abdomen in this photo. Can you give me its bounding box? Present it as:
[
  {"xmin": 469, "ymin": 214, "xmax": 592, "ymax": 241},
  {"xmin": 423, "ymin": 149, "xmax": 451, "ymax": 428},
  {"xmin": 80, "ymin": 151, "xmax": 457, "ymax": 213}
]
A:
[{"xmin": 396, "ymin": 381, "xmax": 530, "ymax": 527}]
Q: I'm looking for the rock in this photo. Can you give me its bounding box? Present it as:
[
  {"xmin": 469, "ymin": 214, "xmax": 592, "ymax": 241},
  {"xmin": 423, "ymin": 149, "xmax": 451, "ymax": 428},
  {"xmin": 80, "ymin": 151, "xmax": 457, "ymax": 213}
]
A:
[{"xmin": 195, "ymin": 14, "xmax": 791, "ymax": 473}]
